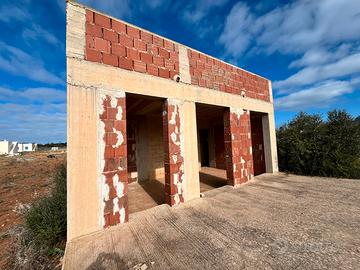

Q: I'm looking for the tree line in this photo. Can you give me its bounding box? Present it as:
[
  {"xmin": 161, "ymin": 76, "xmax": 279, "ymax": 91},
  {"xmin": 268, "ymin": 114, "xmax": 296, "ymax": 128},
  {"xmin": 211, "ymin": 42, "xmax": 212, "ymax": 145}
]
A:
[{"xmin": 277, "ymin": 110, "xmax": 360, "ymax": 179}]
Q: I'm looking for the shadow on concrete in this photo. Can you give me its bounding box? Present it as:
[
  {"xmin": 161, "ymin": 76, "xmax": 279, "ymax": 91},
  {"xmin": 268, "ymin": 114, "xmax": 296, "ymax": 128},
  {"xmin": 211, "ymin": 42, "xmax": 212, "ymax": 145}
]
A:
[
  {"xmin": 199, "ymin": 171, "xmax": 227, "ymax": 189},
  {"xmin": 139, "ymin": 179, "xmax": 165, "ymax": 205},
  {"xmin": 86, "ymin": 252, "xmax": 126, "ymax": 270}
]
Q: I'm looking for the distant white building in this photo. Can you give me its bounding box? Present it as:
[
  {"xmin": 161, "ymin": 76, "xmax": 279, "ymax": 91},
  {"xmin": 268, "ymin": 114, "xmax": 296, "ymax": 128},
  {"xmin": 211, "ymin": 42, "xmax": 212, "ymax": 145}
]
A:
[
  {"xmin": 0, "ymin": 140, "xmax": 10, "ymax": 155},
  {"xmin": 0, "ymin": 140, "xmax": 37, "ymax": 155},
  {"xmin": 18, "ymin": 143, "xmax": 37, "ymax": 152}
]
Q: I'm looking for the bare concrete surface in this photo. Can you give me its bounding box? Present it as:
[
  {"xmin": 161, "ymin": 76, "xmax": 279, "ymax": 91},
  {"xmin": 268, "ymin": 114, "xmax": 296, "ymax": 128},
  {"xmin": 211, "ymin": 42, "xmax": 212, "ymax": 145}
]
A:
[
  {"xmin": 128, "ymin": 167, "xmax": 227, "ymax": 215},
  {"xmin": 63, "ymin": 173, "xmax": 360, "ymax": 269}
]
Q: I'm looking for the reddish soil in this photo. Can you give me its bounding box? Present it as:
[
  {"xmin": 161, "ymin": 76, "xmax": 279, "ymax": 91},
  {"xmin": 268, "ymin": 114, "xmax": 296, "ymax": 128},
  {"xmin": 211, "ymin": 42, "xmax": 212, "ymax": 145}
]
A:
[{"xmin": 0, "ymin": 151, "xmax": 66, "ymax": 268}]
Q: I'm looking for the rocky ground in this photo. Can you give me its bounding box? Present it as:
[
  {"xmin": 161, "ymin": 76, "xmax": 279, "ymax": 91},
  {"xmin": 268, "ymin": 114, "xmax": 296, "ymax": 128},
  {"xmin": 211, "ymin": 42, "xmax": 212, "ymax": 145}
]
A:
[{"xmin": 0, "ymin": 151, "xmax": 66, "ymax": 268}]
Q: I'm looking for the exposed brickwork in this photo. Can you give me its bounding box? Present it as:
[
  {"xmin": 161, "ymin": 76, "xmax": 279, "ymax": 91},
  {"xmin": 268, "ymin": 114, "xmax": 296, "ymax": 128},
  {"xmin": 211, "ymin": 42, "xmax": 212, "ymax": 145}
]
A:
[
  {"xmin": 163, "ymin": 100, "xmax": 184, "ymax": 206},
  {"xmin": 85, "ymin": 9, "xmax": 179, "ymax": 80},
  {"xmin": 224, "ymin": 108, "xmax": 254, "ymax": 185},
  {"xmin": 214, "ymin": 124, "xmax": 226, "ymax": 170},
  {"xmin": 188, "ymin": 49, "xmax": 270, "ymax": 101},
  {"xmin": 99, "ymin": 94, "xmax": 128, "ymax": 227}
]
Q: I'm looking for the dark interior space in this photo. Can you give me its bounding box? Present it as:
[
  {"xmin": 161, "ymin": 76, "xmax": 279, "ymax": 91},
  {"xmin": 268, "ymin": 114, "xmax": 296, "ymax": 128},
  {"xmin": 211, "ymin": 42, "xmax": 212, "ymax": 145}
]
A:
[
  {"xmin": 196, "ymin": 103, "xmax": 228, "ymax": 192},
  {"xmin": 126, "ymin": 93, "xmax": 166, "ymax": 215},
  {"xmin": 199, "ymin": 129, "xmax": 210, "ymax": 167},
  {"xmin": 250, "ymin": 112, "xmax": 266, "ymax": 176}
]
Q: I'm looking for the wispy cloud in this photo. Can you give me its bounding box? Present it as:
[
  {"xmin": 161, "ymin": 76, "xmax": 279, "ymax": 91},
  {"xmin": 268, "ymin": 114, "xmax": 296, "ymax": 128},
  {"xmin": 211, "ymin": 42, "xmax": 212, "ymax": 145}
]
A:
[
  {"xmin": 22, "ymin": 23, "xmax": 60, "ymax": 46},
  {"xmin": 220, "ymin": 0, "xmax": 360, "ymax": 58},
  {"xmin": 275, "ymin": 80, "xmax": 354, "ymax": 110},
  {"xmin": 0, "ymin": 103, "xmax": 66, "ymax": 143},
  {"xmin": 183, "ymin": 0, "xmax": 230, "ymax": 23},
  {"xmin": 0, "ymin": 87, "xmax": 66, "ymax": 103},
  {"xmin": 219, "ymin": 0, "xmax": 360, "ymax": 111},
  {"xmin": 0, "ymin": 41, "xmax": 64, "ymax": 85},
  {"xmin": 0, "ymin": 4, "xmax": 30, "ymax": 23},
  {"xmin": 274, "ymin": 53, "xmax": 360, "ymax": 92}
]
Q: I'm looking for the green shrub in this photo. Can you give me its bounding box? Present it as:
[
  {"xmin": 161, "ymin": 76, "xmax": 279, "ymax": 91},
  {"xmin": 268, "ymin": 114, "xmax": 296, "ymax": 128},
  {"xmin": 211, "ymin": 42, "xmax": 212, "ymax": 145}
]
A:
[
  {"xmin": 277, "ymin": 110, "xmax": 360, "ymax": 179},
  {"xmin": 24, "ymin": 163, "xmax": 67, "ymax": 252}
]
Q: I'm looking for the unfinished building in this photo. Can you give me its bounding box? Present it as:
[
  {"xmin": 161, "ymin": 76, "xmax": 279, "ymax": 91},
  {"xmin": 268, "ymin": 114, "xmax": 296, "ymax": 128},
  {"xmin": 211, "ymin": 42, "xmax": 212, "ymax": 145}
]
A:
[{"xmin": 66, "ymin": 1, "xmax": 278, "ymax": 241}]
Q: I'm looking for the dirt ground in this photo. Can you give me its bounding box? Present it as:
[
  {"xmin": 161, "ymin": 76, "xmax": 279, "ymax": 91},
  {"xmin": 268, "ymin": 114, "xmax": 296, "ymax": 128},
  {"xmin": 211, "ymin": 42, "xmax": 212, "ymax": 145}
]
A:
[
  {"xmin": 64, "ymin": 173, "xmax": 360, "ymax": 270},
  {"xmin": 0, "ymin": 151, "xmax": 66, "ymax": 268}
]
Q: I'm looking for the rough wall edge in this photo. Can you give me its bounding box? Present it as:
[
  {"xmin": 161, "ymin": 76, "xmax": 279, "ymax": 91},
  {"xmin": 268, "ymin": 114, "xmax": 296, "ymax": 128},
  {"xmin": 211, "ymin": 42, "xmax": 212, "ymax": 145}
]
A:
[
  {"xmin": 70, "ymin": 1, "xmax": 270, "ymax": 82},
  {"xmin": 179, "ymin": 45, "xmax": 191, "ymax": 84},
  {"xmin": 67, "ymin": 58, "xmax": 274, "ymax": 113},
  {"xmin": 66, "ymin": 1, "xmax": 85, "ymax": 59},
  {"xmin": 97, "ymin": 89, "xmax": 126, "ymax": 228}
]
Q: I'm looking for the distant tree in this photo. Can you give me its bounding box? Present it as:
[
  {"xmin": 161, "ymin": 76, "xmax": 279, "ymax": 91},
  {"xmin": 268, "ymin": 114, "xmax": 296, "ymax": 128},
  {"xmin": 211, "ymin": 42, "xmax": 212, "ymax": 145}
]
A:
[{"xmin": 277, "ymin": 110, "xmax": 360, "ymax": 179}]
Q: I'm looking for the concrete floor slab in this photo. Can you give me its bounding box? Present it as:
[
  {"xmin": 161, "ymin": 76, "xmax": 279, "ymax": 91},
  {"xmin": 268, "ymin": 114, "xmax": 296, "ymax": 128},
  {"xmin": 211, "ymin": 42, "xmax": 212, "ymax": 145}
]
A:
[
  {"xmin": 63, "ymin": 173, "xmax": 360, "ymax": 269},
  {"xmin": 128, "ymin": 167, "xmax": 227, "ymax": 215}
]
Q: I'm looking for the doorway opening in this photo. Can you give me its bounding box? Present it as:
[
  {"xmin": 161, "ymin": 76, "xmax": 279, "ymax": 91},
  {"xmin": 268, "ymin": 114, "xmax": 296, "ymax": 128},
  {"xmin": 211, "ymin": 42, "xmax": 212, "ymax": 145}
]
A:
[
  {"xmin": 250, "ymin": 112, "xmax": 266, "ymax": 176},
  {"xmin": 196, "ymin": 103, "xmax": 227, "ymax": 193},
  {"xmin": 126, "ymin": 93, "xmax": 166, "ymax": 215}
]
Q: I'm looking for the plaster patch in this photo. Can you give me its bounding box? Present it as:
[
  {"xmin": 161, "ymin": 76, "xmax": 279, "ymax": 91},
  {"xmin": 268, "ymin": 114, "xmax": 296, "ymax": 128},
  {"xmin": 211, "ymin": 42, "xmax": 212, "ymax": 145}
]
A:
[
  {"xmin": 113, "ymin": 174, "xmax": 124, "ymax": 197},
  {"xmin": 110, "ymin": 96, "xmax": 117, "ymax": 108},
  {"xmin": 113, "ymin": 197, "xmax": 119, "ymax": 215},
  {"xmin": 119, "ymin": 207, "xmax": 126, "ymax": 223},
  {"xmin": 116, "ymin": 106, "xmax": 123, "ymax": 121}
]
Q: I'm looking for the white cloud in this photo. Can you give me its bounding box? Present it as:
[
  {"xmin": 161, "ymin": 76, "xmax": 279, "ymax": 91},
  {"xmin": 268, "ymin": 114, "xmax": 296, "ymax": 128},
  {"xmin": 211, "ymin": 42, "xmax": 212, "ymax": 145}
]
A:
[
  {"xmin": 0, "ymin": 41, "xmax": 64, "ymax": 85},
  {"xmin": 0, "ymin": 4, "xmax": 30, "ymax": 23},
  {"xmin": 0, "ymin": 87, "xmax": 66, "ymax": 103},
  {"xmin": 288, "ymin": 44, "xmax": 352, "ymax": 69},
  {"xmin": 275, "ymin": 80, "xmax": 354, "ymax": 110},
  {"xmin": 22, "ymin": 23, "xmax": 60, "ymax": 46},
  {"xmin": 274, "ymin": 53, "xmax": 360, "ymax": 92},
  {"xmin": 183, "ymin": 0, "xmax": 230, "ymax": 23},
  {"xmin": 220, "ymin": 0, "xmax": 360, "ymax": 58},
  {"xmin": 0, "ymin": 103, "xmax": 66, "ymax": 143}
]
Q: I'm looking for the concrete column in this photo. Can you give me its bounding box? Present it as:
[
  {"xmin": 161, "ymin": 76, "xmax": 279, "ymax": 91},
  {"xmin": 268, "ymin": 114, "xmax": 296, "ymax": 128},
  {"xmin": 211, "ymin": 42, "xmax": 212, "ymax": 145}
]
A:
[
  {"xmin": 224, "ymin": 108, "xmax": 254, "ymax": 186},
  {"xmin": 67, "ymin": 85, "xmax": 99, "ymax": 240},
  {"xmin": 262, "ymin": 112, "xmax": 279, "ymax": 173},
  {"xmin": 182, "ymin": 101, "xmax": 200, "ymax": 201}
]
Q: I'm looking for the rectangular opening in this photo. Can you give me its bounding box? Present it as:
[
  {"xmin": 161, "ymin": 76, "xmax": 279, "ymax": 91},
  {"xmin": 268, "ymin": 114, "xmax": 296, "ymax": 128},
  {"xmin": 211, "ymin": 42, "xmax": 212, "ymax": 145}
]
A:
[
  {"xmin": 250, "ymin": 112, "xmax": 266, "ymax": 176},
  {"xmin": 126, "ymin": 93, "xmax": 166, "ymax": 215},
  {"xmin": 196, "ymin": 103, "xmax": 227, "ymax": 193}
]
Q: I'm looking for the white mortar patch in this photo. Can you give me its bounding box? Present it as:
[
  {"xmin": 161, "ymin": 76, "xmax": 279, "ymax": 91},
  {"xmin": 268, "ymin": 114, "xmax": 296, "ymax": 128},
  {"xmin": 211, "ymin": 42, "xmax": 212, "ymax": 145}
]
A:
[
  {"xmin": 119, "ymin": 207, "xmax": 126, "ymax": 223},
  {"xmin": 116, "ymin": 106, "xmax": 123, "ymax": 121},
  {"xmin": 113, "ymin": 173, "xmax": 124, "ymax": 197}
]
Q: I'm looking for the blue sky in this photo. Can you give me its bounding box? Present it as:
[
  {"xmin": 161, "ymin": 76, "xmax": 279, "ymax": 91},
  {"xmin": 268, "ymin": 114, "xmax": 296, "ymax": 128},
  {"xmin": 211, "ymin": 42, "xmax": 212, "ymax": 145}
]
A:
[{"xmin": 0, "ymin": 0, "xmax": 359, "ymax": 143}]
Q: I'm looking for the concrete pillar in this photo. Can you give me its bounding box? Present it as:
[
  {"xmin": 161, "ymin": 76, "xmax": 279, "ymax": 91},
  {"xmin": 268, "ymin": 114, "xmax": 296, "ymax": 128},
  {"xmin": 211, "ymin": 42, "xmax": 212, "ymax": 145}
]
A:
[
  {"xmin": 182, "ymin": 101, "xmax": 200, "ymax": 201},
  {"xmin": 224, "ymin": 108, "xmax": 254, "ymax": 186},
  {"xmin": 67, "ymin": 85, "xmax": 99, "ymax": 240},
  {"xmin": 262, "ymin": 112, "xmax": 279, "ymax": 173}
]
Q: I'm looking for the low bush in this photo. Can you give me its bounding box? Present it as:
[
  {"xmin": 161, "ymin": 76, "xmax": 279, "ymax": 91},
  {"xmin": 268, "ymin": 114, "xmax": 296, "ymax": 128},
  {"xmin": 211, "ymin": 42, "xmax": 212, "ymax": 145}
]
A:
[
  {"xmin": 6, "ymin": 163, "xmax": 67, "ymax": 270},
  {"xmin": 277, "ymin": 110, "xmax": 360, "ymax": 179},
  {"xmin": 25, "ymin": 163, "xmax": 67, "ymax": 251}
]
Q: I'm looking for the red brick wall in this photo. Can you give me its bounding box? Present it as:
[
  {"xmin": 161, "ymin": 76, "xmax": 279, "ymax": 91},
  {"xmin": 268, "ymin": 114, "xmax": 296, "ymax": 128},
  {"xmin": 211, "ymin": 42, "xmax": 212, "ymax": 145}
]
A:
[
  {"xmin": 224, "ymin": 109, "xmax": 254, "ymax": 185},
  {"xmin": 163, "ymin": 101, "xmax": 184, "ymax": 206},
  {"xmin": 99, "ymin": 94, "xmax": 128, "ymax": 227},
  {"xmin": 85, "ymin": 9, "xmax": 179, "ymax": 80},
  {"xmin": 214, "ymin": 124, "xmax": 226, "ymax": 169},
  {"xmin": 188, "ymin": 49, "xmax": 270, "ymax": 102},
  {"xmin": 83, "ymin": 9, "xmax": 271, "ymax": 103}
]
